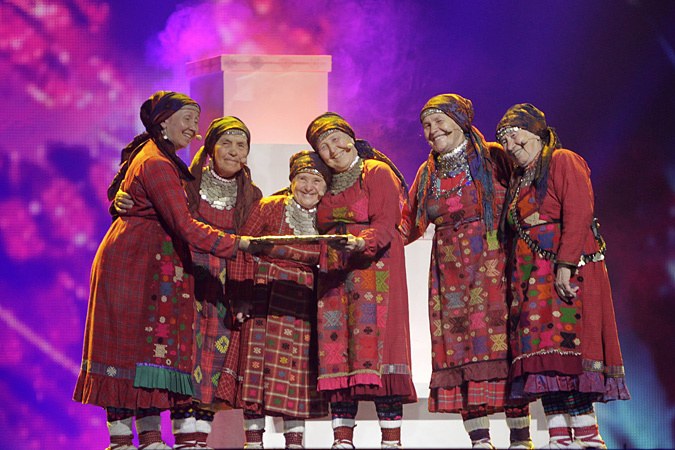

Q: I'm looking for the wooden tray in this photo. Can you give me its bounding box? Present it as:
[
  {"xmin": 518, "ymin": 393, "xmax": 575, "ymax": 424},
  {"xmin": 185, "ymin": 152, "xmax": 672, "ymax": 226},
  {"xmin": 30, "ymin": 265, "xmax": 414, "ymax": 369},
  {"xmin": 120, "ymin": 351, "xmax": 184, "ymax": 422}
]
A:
[{"xmin": 249, "ymin": 234, "xmax": 348, "ymax": 245}]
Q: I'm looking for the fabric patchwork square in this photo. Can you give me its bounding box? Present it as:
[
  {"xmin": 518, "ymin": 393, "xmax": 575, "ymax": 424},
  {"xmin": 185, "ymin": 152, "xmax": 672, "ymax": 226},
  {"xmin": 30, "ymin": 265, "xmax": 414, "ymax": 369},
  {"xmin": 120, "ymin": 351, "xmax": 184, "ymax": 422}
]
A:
[
  {"xmin": 560, "ymin": 332, "xmax": 576, "ymax": 349},
  {"xmin": 161, "ymin": 240, "xmax": 174, "ymax": 254},
  {"xmin": 539, "ymin": 329, "xmax": 554, "ymax": 347},
  {"xmin": 449, "ymin": 316, "xmax": 468, "ymax": 333},
  {"xmin": 469, "ymin": 287, "xmax": 485, "ymax": 305},
  {"xmin": 560, "ymin": 307, "xmax": 577, "ymax": 324},
  {"xmin": 360, "ymin": 303, "xmax": 377, "ymax": 324},
  {"xmin": 323, "ymin": 342, "xmax": 344, "ymax": 364},
  {"xmin": 490, "ymin": 333, "xmax": 507, "ymax": 352},
  {"xmin": 470, "ymin": 312, "xmax": 486, "ymax": 329},
  {"xmin": 358, "ymin": 270, "xmax": 376, "ymax": 290},
  {"xmin": 469, "ymin": 235, "xmax": 484, "ymax": 254},
  {"xmin": 323, "ymin": 310, "xmax": 343, "ymax": 330},
  {"xmin": 483, "ymin": 258, "xmax": 500, "ymax": 277},
  {"xmin": 332, "ymin": 206, "xmax": 353, "ymax": 221},
  {"xmin": 193, "ymin": 366, "xmax": 203, "ymax": 383},
  {"xmin": 442, "ymin": 244, "xmax": 457, "ymax": 263},
  {"xmin": 445, "ymin": 292, "xmax": 464, "ymax": 309},
  {"xmin": 375, "ymin": 271, "xmax": 389, "ymax": 292},
  {"xmin": 537, "ymin": 231, "xmax": 555, "ymax": 251},
  {"xmin": 472, "ymin": 336, "xmax": 488, "ymax": 354}
]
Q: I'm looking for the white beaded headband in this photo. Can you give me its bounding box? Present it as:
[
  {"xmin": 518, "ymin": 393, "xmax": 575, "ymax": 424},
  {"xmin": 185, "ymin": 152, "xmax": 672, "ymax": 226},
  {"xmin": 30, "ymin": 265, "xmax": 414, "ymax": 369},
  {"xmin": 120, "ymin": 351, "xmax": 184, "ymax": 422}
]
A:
[
  {"xmin": 317, "ymin": 128, "xmax": 340, "ymax": 143},
  {"xmin": 420, "ymin": 107, "xmax": 445, "ymax": 120},
  {"xmin": 496, "ymin": 126, "xmax": 522, "ymax": 142}
]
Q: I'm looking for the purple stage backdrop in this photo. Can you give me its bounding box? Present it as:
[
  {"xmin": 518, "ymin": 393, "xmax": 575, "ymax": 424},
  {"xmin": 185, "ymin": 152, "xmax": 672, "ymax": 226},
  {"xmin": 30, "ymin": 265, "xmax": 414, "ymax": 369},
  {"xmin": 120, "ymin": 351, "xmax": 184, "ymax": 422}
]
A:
[{"xmin": 1, "ymin": 1, "xmax": 673, "ymax": 448}]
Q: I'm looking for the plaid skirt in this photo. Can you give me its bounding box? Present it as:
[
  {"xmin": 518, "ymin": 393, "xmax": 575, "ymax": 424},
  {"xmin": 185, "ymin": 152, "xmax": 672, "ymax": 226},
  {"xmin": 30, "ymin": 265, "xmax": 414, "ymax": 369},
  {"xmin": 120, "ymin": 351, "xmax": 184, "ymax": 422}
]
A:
[{"xmin": 236, "ymin": 261, "xmax": 328, "ymax": 418}]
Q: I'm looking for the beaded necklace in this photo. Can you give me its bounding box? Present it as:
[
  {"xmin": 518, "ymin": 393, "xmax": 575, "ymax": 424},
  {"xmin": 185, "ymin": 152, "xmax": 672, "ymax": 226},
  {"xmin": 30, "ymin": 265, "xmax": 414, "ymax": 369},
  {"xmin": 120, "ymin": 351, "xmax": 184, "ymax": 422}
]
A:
[
  {"xmin": 199, "ymin": 166, "xmax": 238, "ymax": 210},
  {"xmin": 284, "ymin": 196, "xmax": 318, "ymax": 235},
  {"xmin": 330, "ymin": 156, "xmax": 363, "ymax": 194},
  {"xmin": 430, "ymin": 139, "xmax": 471, "ymax": 199},
  {"xmin": 435, "ymin": 139, "xmax": 468, "ymax": 177}
]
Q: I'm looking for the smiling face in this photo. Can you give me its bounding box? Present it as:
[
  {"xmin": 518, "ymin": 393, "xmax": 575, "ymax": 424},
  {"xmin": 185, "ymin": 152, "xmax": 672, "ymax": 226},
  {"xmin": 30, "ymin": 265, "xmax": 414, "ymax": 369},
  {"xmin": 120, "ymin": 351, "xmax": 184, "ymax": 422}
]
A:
[
  {"xmin": 291, "ymin": 172, "xmax": 327, "ymax": 209},
  {"xmin": 316, "ymin": 130, "xmax": 357, "ymax": 173},
  {"xmin": 422, "ymin": 112, "xmax": 465, "ymax": 154},
  {"xmin": 212, "ymin": 132, "xmax": 249, "ymax": 178},
  {"xmin": 161, "ymin": 105, "xmax": 200, "ymax": 150},
  {"xmin": 499, "ymin": 128, "xmax": 543, "ymax": 167}
]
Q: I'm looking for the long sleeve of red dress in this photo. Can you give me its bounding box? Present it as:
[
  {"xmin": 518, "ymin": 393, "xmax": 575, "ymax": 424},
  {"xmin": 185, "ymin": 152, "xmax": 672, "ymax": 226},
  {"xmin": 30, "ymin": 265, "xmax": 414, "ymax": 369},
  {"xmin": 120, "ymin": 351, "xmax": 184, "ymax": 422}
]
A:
[
  {"xmin": 545, "ymin": 150, "xmax": 595, "ymax": 266},
  {"xmin": 132, "ymin": 152, "xmax": 239, "ymax": 259},
  {"xmin": 358, "ymin": 162, "xmax": 405, "ymax": 258}
]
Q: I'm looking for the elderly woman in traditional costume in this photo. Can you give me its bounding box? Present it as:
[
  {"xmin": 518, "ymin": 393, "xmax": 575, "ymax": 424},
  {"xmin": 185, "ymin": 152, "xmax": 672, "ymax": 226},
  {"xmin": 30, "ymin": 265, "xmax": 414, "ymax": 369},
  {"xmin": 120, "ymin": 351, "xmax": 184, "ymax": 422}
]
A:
[
  {"xmin": 400, "ymin": 94, "xmax": 532, "ymax": 449},
  {"xmin": 113, "ymin": 116, "xmax": 263, "ymax": 449},
  {"xmin": 496, "ymin": 103, "xmax": 630, "ymax": 449},
  {"xmin": 218, "ymin": 150, "xmax": 332, "ymax": 449},
  {"xmin": 73, "ymin": 92, "xmax": 257, "ymax": 450},
  {"xmin": 306, "ymin": 113, "xmax": 416, "ymax": 449},
  {"xmin": 172, "ymin": 117, "xmax": 262, "ymax": 449}
]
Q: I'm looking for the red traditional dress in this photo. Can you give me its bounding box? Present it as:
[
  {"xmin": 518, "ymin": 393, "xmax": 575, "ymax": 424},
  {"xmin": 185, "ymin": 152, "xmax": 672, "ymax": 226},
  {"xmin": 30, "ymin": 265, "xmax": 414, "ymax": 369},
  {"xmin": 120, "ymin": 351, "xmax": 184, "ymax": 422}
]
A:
[
  {"xmin": 507, "ymin": 149, "xmax": 629, "ymax": 402},
  {"xmin": 189, "ymin": 166, "xmax": 261, "ymax": 407},
  {"xmin": 402, "ymin": 142, "xmax": 512, "ymax": 413},
  {"xmin": 74, "ymin": 141, "xmax": 239, "ymax": 410},
  {"xmin": 219, "ymin": 194, "xmax": 329, "ymax": 418},
  {"xmin": 315, "ymin": 158, "xmax": 416, "ymax": 403}
]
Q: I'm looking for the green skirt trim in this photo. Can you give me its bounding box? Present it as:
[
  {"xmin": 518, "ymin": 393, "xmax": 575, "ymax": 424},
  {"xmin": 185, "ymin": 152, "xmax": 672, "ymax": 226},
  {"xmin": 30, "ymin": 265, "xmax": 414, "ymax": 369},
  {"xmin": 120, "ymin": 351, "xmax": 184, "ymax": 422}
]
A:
[{"xmin": 133, "ymin": 363, "xmax": 194, "ymax": 396}]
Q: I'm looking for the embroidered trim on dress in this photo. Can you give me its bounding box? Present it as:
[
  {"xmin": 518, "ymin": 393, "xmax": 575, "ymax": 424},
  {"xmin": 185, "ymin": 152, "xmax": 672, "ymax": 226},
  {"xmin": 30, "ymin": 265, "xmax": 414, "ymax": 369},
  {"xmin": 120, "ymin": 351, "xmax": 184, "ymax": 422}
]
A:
[
  {"xmin": 511, "ymin": 348, "xmax": 581, "ymax": 364},
  {"xmin": 200, "ymin": 166, "xmax": 238, "ymax": 210},
  {"xmin": 379, "ymin": 363, "xmax": 412, "ymax": 375},
  {"xmin": 81, "ymin": 359, "xmax": 135, "ymax": 380},
  {"xmin": 330, "ymin": 157, "xmax": 363, "ymax": 194},
  {"xmin": 582, "ymin": 359, "xmax": 626, "ymax": 376}
]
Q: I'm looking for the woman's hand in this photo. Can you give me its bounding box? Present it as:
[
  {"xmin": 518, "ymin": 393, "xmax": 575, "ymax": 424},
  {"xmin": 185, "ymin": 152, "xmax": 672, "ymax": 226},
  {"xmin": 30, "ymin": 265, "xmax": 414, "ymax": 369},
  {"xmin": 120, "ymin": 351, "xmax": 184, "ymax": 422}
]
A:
[
  {"xmin": 339, "ymin": 234, "xmax": 366, "ymax": 252},
  {"xmin": 235, "ymin": 312, "xmax": 250, "ymax": 323},
  {"xmin": 238, "ymin": 236, "xmax": 272, "ymax": 254},
  {"xmin": 555, "ymin": 265, "xmax": 579, "ymax": 301},
  {"xmin": 114, "ymin": 190, "xmax": 134, "ymax": 214}
]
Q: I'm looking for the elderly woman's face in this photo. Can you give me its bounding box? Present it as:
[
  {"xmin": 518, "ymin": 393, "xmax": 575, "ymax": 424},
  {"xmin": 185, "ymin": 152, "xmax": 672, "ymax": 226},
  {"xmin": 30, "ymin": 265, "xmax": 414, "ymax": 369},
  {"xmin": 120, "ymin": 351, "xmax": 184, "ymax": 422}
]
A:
[
  {"xmin": 316, "ymin": 130, "xmax": 357, "ymax": 173},
  {"xmin": 212, "ymin": 133, "xmax": 248, "ymax": 178},
  {"xmin": 161, "ymin": 105, "xmax": 200, "ymax": 150},
  {"xmin": 291, "ymin": 172, "xmax": 327, "ymax": 209},
  {"xmin": 422, "ymin": 112, "xmax": 464, "ymax": 154},
  {"xmin": 500, "ymin": 129, "xmax": 543, "ymax": 167}
]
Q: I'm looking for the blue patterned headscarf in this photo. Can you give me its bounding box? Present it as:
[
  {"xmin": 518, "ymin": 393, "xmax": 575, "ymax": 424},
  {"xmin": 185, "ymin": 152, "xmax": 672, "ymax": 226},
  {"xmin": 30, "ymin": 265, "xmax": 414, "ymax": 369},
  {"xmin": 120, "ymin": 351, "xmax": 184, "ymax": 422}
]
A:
[{"xmin": 415, "ymin": 94, "xmax": 497, "ymax": 230}]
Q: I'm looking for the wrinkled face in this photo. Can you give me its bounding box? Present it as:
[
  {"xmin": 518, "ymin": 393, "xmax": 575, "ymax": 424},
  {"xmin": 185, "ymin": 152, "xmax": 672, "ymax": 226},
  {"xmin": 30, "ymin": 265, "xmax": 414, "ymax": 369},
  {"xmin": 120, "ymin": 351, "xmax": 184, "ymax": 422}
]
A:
[
  {"xmin": 422, "ymin": 112, "xmax": 464, "ymax": 154},
  {"xmin": 316, "ymin": 130, "xmax": 357, "ymax": 173},
  {"xmin": 161, "ymin": 105, "xmax": 200, "ymax": 150},
  {"xmin": 499, "ymin": 128, "xmax": 543, "ymax": 167},
  {"xmin": 291, "ymin": 172, "xmax": 327, "ymax": 209},
  {"xmin": 212, "ymin": 132, "xmax": 248, "ymax": 178}
]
